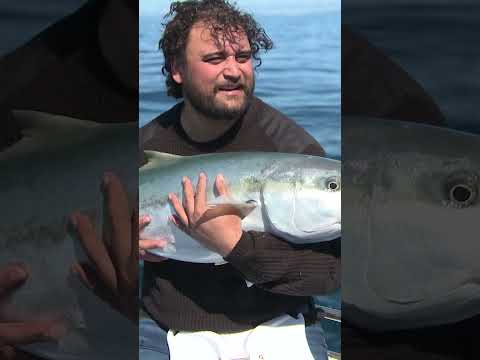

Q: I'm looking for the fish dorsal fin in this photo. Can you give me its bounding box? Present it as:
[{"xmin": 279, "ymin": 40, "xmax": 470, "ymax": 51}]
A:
[
  {"xmin": 12, "ymin": 110, "xmax": 100, "ymax": 136},
  {"xmin": 141, "ymin": 151, "xmax": 183, "ymax": 171},
  {"xmin": 2, "ymin": 110, "xmax": 128, "ymax": 161}
]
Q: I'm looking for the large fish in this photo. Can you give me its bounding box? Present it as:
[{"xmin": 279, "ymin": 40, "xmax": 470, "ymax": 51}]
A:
[
  {"xmin": 140, "ymin": 151, "xmax": 341, "ymax": 264},
  {"xmin": 343, "ymin": 116, "xmax": 480, "ymax": 331},
  {"xmin": 0, "ymin": 110, "xmax": 137, "ymax": 359}
]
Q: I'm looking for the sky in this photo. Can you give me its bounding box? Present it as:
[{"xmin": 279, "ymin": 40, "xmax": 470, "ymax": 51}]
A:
[{"xmin": 139, "ymin": 0, "xmax": 340, "ymax": 16}]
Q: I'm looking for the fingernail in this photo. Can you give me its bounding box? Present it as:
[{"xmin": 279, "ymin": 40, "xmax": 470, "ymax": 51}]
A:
[
  {"xmin": 70, "ymin": 214, "xmax": 77, "ymax": 227},
  {"xmin": 68, "ymin": 214, "xmax": 78, "ymax": 232},
  {"xmin": 218, "ymin": 174, "xmax": 224, "ymax": 181},
  {"xmin": 8, "ymin": 266, "xmax": 27, "ymax": 282},
  {"xmin": 182, "ymin": 176, "xmax": 187, "ymax": 183},
  {"xmin": 43, "ymin": 321, "xmax": 67, "ymax": 341},
  {"xmin": 168, "ymin": 193, "xmax": 173, "ymax": 200}
]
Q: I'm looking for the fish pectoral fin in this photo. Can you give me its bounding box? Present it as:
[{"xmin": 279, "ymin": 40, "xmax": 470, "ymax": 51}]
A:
[{"xmin": 205, "ymin": 196, "xmax": 257, "ymax": 219}]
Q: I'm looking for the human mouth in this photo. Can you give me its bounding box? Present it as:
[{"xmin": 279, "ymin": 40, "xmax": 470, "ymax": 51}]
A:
[{"xmin": 217, "ymin": 85, "xmax": 244, "ymax": 94}]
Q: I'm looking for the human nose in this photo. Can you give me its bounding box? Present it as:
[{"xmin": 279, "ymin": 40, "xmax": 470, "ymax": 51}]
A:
[{"xmin": 222, "ymin": 56, "xmax": 241, "ymax": 81}]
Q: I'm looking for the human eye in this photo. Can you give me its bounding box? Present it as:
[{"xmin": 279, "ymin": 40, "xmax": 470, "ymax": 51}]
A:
[
  {"xmin": 236, "ymin": 52, "xmax": 252, "ymax": 63},
  {"xmin": 204, "ymin": 55, "xmax": 224, "ymax": 64}
]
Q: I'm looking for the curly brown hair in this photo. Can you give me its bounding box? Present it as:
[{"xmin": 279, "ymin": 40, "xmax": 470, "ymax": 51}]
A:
[{"xmin": 159, "ymin": 0, "xmax": 274, "ymax": 98}]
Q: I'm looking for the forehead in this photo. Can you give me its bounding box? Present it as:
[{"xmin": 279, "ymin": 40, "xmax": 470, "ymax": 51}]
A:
[{"xmin": 186, "ymin": 22, "xmax": 251, "ymax": 54}]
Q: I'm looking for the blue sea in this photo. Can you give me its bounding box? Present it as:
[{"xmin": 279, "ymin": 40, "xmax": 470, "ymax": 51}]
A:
[
  {"xmin": 344, "ymin": 2, "xmax": 480, "ymax": 135},
  {"xmin": 140, "ymin": 10, "xmax": 341, "ymax": 354},
  {"xmin": 139, "ymin": 12, "xmax": 341, "ymax": 158}
]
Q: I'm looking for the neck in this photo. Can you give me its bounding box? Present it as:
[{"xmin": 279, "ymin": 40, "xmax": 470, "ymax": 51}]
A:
[
  {"xmin": 180, "ymin": 100, "xmax": 240, "ymax": 142},
  {"xmin": 97, "ymin": 1, "xmax": 137, "ymax": 91}
]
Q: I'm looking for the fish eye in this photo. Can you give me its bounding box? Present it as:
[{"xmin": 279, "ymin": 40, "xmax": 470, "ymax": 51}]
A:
[
  {"xmin": 449, "ymin": 183, "xmax": 475, "ymax": 206},
  {"xmin": 326, "ymin": 177, "xmax": 340, "ymax": 191},
  {"xmin": 445, "ymin": 172, "xmax": 478, "ymax": 208}
]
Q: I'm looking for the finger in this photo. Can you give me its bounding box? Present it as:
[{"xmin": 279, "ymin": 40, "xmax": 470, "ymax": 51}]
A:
[
  {"xmin": 138, "ymin": 214, "xmax": 151, "ymax": 231},
  {"xmin": 0, "ymin": 346, "xmax": 15, "ymax": 360},
  {"xmin": 139, "ymin": 236, "xmax": 167, "ymax": 265},
  {"xmin": 102, "ymin": 173, "xmax": 132, "ymax": 277},
  {"xmin": 215, "ymin": 174, "xmax": 230, "ymax": 196},
  {"xmin": 0, "ymin": 320, "xmax": 64, "ymax": 346},
  {"xmin": 139, "ymin": 239, "xmax": 167, "ymax": 251},
  {"xmin": 182, "ymin": 177, "xmax": 195, "ymax": 222},
  {"xmin": 139, "ymin": 246, "xmax": 167, "ymax": 262},
  {"xmin": 169, "ymin": 193, "xmax": 189, "ymax": 227},
  {"xmin": 70, "ymin": 213, "xmax": 117, "ymax": 292},
  {"xmin": 194, "ymin": 173, "xmax": 208, "ymax": 215},
  {"xmin": 70, "ymin": 262, "xmax": 94, "ymax": 289},
  {"xmin": 131, "ymin": 208, "xmax": 140, "ymax": 263},
  {"xmin": 170, "ymin": 214, "xmax": 188, "ymax": 233},
  {"xmin": 0, "ymin": 264, "xmax": 28, "ymax": 297}
]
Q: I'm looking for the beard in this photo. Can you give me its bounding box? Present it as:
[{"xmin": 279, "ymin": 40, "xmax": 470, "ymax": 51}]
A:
[{"xmin": 182, "ymin": 75, "xmax": 255, "ymax": 121}]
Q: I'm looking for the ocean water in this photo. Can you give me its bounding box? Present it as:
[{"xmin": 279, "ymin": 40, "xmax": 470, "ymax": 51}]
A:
[
  {"xmin": 344, "ymin": 2, "xmax": 480, "ymax": 134},
  {"xmin": 140, "ymin": 11, "xmax": 341, "ymax": 354},
  {"xmin": 139, "ymin": 12, "xmax": 341, "ymax": 158},
  {"xmin": 0, "ymin": 2, "xmax": 340, "ymax": 355}
]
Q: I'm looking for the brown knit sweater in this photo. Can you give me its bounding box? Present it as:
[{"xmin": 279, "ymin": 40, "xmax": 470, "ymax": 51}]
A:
[{"xmin": 140, "ymin": 97, "xmax": 341, "ymax": 332}]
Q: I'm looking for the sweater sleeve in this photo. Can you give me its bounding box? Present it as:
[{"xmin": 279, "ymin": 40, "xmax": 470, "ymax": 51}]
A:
[
  {"xmin": 223, "ymin": 125, "xmax": 339, "ymax": 296},
  {"xmin": 224, "ymin": 231, "xmax": 341, "ymax": 296}
]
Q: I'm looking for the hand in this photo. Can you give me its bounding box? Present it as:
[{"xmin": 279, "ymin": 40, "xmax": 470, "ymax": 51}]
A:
[
  {"xmin": 0, "ymin": 264, "xmax": 65, "ymax": 360},
  {"xmin": 138, "ymin": 215, "xmax": 167, "ymax": 262},
  {"xmin": 169, "ymin": 173, "xmax": 243, "ymax": 257},
  {"xmin": 69, "ymin": 173, "xmax": 137, "ymax": 322}
]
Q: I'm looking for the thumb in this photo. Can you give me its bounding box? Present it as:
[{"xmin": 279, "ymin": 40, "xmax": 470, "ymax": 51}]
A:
[
  {"xmin": 138, "ymin": 215, "xmax": 151, "ymax": 231},
  {"xmin": 0, "ymin": 264, "xmax": 28, "ymax": 297}
]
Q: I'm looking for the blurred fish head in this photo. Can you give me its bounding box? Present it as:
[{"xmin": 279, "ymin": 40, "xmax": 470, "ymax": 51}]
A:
[
  {"xmin": 365, "ymin": 152, "xmax": 480, "ymax": 307},
  {"xmin": 261, "ymin": 156, "xmax": 341, "ymax": 243},
  {"xmin": 343, "ymin": 117, "xmax": 480, "ymax": 329}
]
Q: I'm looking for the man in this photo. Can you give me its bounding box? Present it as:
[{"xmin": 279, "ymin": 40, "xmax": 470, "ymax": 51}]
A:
[{"xmin": 139, "ymin": 1, "xmax": 341, "ymax": 359}]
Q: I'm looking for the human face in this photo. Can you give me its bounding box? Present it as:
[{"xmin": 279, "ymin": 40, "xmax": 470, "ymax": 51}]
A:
[{"xmin": 172, "ymin": 23, "xmax": 255, "ymax": 120}]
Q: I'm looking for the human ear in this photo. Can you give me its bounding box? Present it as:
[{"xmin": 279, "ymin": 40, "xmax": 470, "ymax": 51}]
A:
[{"xmin": 171, "ymin": 60, "xmax": 183, "ymax": 84}]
